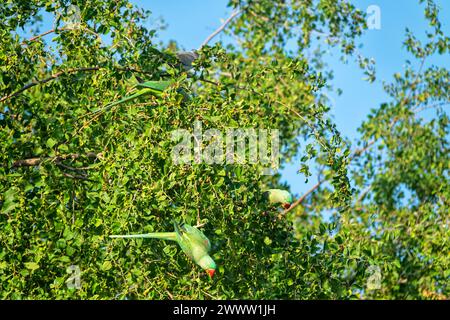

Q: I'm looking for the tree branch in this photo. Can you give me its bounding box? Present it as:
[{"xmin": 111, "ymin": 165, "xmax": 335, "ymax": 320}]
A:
[
  {"xmin": 62, "ymin": 172, "xmax": 94, "ymax": 182},
  {"xmin": 12, "ymin": 152, "xmax": 102, "ymax": 168},
  {"xmin": 412, "ymin": 101, "xmax": 450, "ymax": 114},
  {"xmin": 56, "ymin": 161, "xmax": 96, "ymax": 171},
  {"xmin": 199, "ymin": 9, "xmax": 242, "ymax": 49},
  {"xmin": 283, "ymin": 180, "xmax": 324, "ymax": 215},
  {"xmin": 0, "ymin": 64, "xmax": 169, "ymax": 104},
  {"xmin": 0, "ymin": 67, "xmax": 100, "ymax": 103},
  {"xmin": 21, "ymin": 26, "xmax": 102, "ymax": 46},
  {"xmin": 23, "ymin": 29, "xmax": 57, "ymax": 44}
]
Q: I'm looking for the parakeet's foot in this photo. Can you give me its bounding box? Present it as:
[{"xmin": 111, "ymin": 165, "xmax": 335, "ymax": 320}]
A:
[
  {"xmin": 195, "ymin": 219, "xmax": 208, "ymax": 228},
  {"xmin": 195, "ymin": 222, "xmax": 206, "ymax": 228}
]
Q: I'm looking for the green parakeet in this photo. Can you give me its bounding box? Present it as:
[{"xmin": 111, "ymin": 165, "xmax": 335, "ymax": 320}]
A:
[
  {"xmin": 97, "ymin": 80, "xmax": 173, "ymax": 112},
  {"xmin": 110, "ymin": 222, "xmax": 216, "ymax": 278},
  {"xmin": 263, "ymin": 189, "xmax": 293, "ymax": 209}
]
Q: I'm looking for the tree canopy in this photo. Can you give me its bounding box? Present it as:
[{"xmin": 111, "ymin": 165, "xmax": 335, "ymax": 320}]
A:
[{"xmin": 0, "ymin": 0, "xmax": 448, "ymax": 299}]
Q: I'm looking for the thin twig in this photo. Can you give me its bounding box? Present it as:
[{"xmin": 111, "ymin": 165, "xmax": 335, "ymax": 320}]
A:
[
  {"xmin": 351, "ymin": 140, "xmax": 376, "ymax": 158},
  {"xmin": 21, "ymin": 26, "xmax": 102, "ymax": 46},
  {"xmin": 412, "ymin": 101, "xmax": 449, "ymax": 114},
  {"xmin": 201, "ymin": 289, "xmax": 218, "ymax": 299},
  {"xmin": 56, "ymin": 161, "xmax": 96, "ymax": 171},
  {"xmin": 248, "ymin": 9, "xmax": 270, "ymax": 22},
  {"xmin": 197, "ymin": 77, "xmax": 220, "ymax": 86},
  {"xmin": 356, "ymin": 185, "xmax": 372, "ymax": 203},
  {"xmin": 62, "ymin": 172, "xmax": 94, "ymax": 182},
  {"xmin": 12, "ymin": 152, "xmax": 102, "ymax": 168},
  {"xmin": 0, "ymin": 67, "xmax": 100, "ymax": 103},
  {"xmin": 115, "ymin": 66, "xmax": 160, "ymax": 75},
  {"xmin": 0, "ymin": 64, "xmax": 160, "ymax": 104},
  {"xmin": 195, "ymin": 222, "xmax": 206, "ymax": 229}
]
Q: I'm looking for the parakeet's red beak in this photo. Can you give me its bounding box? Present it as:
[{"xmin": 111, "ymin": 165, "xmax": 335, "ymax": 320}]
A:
[
  {"xmin": 207, "ymin": 269, "xmax": 215, "ymax": 278},
  {"xmin": 283, "ymin": 203, "xmax": 291, "ymax": 209}
]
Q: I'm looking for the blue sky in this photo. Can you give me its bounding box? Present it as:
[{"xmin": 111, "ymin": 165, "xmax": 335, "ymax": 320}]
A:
[{"xmin": 141, "ymin": 0, "xmax": 449, "ymax": 197}]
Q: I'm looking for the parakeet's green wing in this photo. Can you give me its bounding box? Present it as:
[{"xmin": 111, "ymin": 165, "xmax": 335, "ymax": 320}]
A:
[
  {"xmin": 174, "ymin": 223, "xmax": 211, "ymax": 262},
  {"xmin": 183, "ymin": 224, "xmax": 211, "ymax": 252},
  {"xmin": 135, "ymin": 80, "xmax": 173, "ymax": 91},
  {"xmin": 174, "ymin": 223, "xmax": 195, "ymax": 260}
]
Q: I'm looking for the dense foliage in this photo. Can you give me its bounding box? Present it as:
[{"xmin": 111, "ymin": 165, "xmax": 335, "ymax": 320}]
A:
[{"xmin": 0, "ymin": 0, "xmax": 448, "ymax": 299}]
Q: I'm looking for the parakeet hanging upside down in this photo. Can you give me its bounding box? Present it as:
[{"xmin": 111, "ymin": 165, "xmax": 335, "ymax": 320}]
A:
[
  {"xmin": 110, "ymin": 222, "xmax": 216, "ymax": 278},
  {"xmin": 98, "ymin": 79, "xmax": 173, "ymax": 112}
]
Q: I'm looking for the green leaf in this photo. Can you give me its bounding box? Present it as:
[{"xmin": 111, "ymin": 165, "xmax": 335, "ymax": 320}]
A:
[
  {"xmin": 46, "ymin": 138, "xmax": 57, "ymax": 148},
  {"xmin": 24, "ymin": 262, "xmax": 39, "ymax": 271},
  {"xmin": 101, "ymin": 261, "xmax": 112, "ymax": 271},
  {"xmin": 264, "ymin": 237, "xmax": 272, "ymax": 245}
]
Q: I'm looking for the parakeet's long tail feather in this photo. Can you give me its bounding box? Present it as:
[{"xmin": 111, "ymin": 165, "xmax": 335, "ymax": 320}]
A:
[
  {"xmin": 102, "ymin": 88, "xmax": 158, "ymax": 110},
  {"xmin": 136, "ymin": 80, "xmax": 173, "ymax": 91},
  {"xmin": 109, "ymin": 232, "xmax": 177, "ymax": 241},
  {"xmin": 95, "ymin": 83, "xmax": 168, "ymax": 114},
  {"xmin": 173, "ymin": 221, "xmax": 186, "ymax": 237}
]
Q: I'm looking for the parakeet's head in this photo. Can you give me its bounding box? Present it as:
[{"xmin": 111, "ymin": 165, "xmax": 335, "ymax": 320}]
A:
[
  {"xmin": 283, "ymin": 191, "xmax": 293, "ymax": 209},
  {"xmin": 207, "ymin": 268, "xmax": 215, "ymax": 278},
  {"xmin": 199, "ymin": 255, "xmax": 216, "ymax": 278},
  {"xmin": 265, "ymin": 189, "xmax": 293, "ymax": 209}
]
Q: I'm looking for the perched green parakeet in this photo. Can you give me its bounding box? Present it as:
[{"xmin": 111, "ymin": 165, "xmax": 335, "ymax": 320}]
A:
[
  {"xmin": 110, "ymin": 222, "xmax": 216, "ymax": 278},
  {"xmin": 263, "ymin": 189, "xmax": 293, "ymax": 209}
]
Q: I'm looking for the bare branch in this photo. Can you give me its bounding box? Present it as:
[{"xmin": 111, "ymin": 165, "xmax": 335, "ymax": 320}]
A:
[
  {"xmin": 56, "ymin": 162, "xmax": 96, "ymax": 171},
  {"xmin": 23, "ymin": 29, "xmax": 57, "ymax": 44},
  {"xmin": 356, "ymin": 185, "xmax": 372, "ymax": 203},
  {"xmin": 21, "ymin": 26, "xmax": 102, "ymax": 46},
  {"xmin": 11, "ymin": 158, "xmax": 42, "ymax": 167},
  {"xmin": 12, "ymin": 152, "xmax": 102, "ymax": 168},
  {"xmin": 197, "ymin": 77, "xmax": 220, "ymax": 86},
  {"xmin": 199, "ymin": 9, "xmax": 242, "ymax": 49},
  {"xmin": 62, "ymin": 172, "xmax": 94, "ymax": 182},
  {"xmin": 351, "ymin": 139, "xmax": 376, "ymax": 158},
  {"xmin": 283, "ymin": 180, "xmax": 324, "ymax": 215},
  {"xmin": 412, "ymin": 101, "xmax": 450, "ymax": 114}
]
